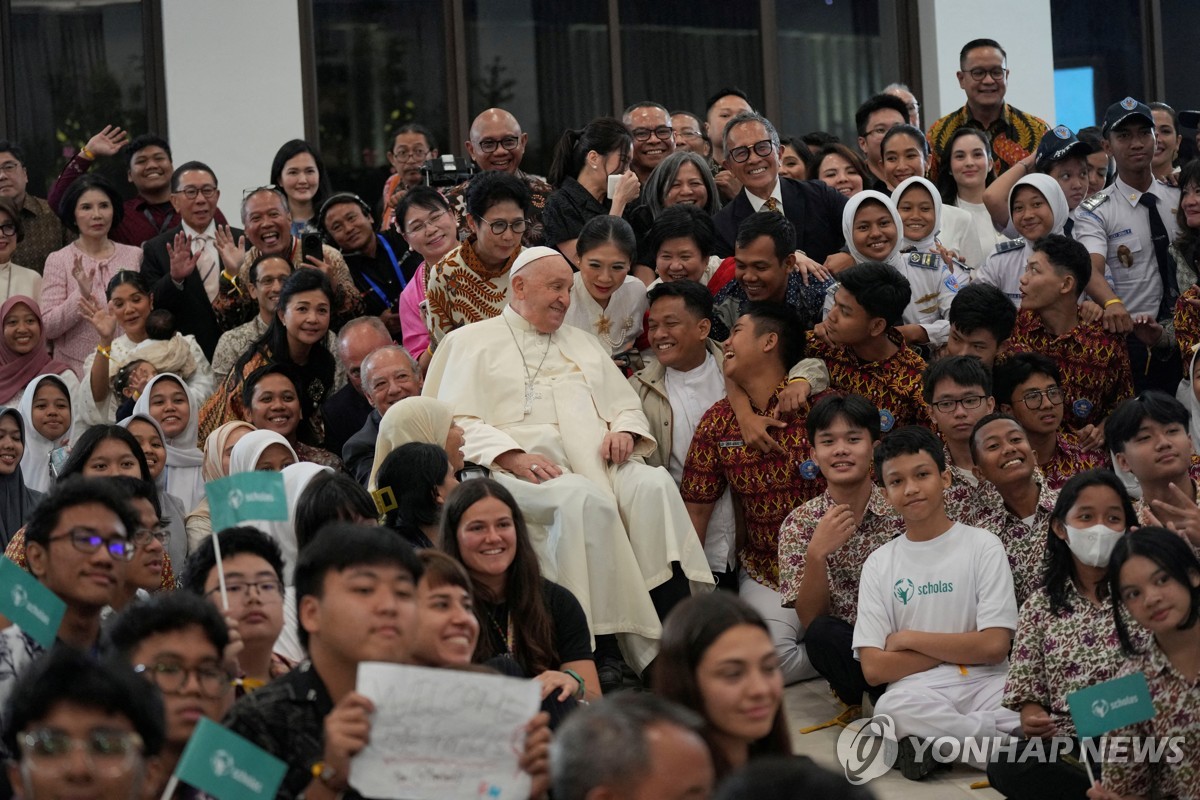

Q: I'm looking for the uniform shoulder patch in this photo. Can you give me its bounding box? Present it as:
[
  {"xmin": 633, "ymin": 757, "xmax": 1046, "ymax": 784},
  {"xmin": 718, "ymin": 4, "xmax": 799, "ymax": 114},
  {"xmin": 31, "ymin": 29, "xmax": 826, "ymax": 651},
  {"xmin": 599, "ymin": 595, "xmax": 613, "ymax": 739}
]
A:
[
  {"xmin": 907, "ymin": 253, "xmax": 940, "ymax": 269},
  {"xmin": 1080, "ymin": 192, "xmax": 1110, "ymax": 213},
  {"xmin": 994, "ymin": 238, "xmax": 1026, "ymax": 255}
]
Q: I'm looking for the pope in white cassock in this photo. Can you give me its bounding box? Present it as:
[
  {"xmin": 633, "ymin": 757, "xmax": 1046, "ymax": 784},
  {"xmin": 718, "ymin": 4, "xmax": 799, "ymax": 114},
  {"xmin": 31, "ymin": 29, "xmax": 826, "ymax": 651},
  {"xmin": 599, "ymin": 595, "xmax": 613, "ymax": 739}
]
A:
[{"xmin": 423, "ymin": 247, "xmax": 715, "ymax": 671}]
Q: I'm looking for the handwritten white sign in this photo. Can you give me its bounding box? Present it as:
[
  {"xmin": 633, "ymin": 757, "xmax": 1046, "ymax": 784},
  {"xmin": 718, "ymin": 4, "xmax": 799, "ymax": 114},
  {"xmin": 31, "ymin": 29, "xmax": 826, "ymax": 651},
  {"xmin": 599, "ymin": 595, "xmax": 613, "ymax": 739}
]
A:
[{"xmin": 350, "ymin": 662, "xmax": 539, "ymax": 800}]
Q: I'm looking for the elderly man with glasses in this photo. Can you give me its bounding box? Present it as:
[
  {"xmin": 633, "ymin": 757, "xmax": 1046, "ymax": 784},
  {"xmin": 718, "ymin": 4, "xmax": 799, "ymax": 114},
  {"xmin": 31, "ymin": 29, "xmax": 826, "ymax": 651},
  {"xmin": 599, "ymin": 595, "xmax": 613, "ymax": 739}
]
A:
[
  {"xmin": 443, "ymin": 108, "xmax": 553, "ymax": 246},
  {"xmin": 927, "ymin": 38, "xmax": 1049, "ymax": 182}
]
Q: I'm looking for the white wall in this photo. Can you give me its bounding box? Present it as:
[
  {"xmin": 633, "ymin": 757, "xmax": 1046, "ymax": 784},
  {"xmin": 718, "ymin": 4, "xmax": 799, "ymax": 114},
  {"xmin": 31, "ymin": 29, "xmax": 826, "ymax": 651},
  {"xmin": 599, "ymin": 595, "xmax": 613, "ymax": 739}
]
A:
[
  {"xmin": 160, "ymin": 0, "xmax": 307, "ymax": 224},
  {"xmin": 917, "ymin": 0, "xmax": 1056, "ymax": 126}
]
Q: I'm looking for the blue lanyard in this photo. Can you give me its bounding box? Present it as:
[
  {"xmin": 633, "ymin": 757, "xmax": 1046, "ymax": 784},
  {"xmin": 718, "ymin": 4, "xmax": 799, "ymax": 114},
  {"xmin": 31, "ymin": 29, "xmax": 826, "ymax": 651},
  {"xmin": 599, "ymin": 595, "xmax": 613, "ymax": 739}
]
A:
[{"xmin": 362, "ymin": 235, "xmax": 407, "ymax": 305}]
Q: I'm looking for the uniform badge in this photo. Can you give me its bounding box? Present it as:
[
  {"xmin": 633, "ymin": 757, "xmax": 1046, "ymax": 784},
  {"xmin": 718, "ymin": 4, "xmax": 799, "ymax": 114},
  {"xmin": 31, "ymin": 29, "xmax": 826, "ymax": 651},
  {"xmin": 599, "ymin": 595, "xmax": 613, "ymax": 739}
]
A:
[
  {"xmin": 799, "ymin": 459, "xmax": 820, "ymax": 480},
  {"xmin": 944, "ymin": 273, "xmax": 960, "ymax": 292},
  {"xmin": 1120, "ymin": 97, "xmax": 1138, "ymax": 110},
  {"xmin": 1117, "ymin": 244, "xmax": 1133, "ymax": 268},
  {"xmin": 1053, "ymin": 125, "xmax": 1071, "ymax": 139},
  {"xmin": 1073, "ymin": 398, "xmax": 1094, "ymax": 419},
  {"xmin": 879, "ymin": 409, "xmax": 896, "ymax": 433}
]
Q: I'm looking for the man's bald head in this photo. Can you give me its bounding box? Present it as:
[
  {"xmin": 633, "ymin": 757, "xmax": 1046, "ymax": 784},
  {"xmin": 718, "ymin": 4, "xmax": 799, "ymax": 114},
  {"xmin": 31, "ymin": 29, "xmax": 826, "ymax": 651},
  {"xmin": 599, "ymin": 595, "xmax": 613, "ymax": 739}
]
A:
[
  {"xmin": 336, "ymin": 316, "xmax": 394, "ymax": 394},
  {"xmin": 510, "ymin": 253, "xmax": 572, "ymax": 334},
  {"xmin": 466, "ymin": 108, "xmax": 527, "ymax": 174}
]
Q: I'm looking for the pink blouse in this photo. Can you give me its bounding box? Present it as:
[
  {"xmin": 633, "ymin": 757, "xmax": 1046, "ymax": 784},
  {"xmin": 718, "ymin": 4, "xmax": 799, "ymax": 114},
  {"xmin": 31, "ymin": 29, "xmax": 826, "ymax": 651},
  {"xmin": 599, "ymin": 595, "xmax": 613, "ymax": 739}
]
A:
[
  {"xmin": 40, "ymin": 241, "xmax": 143, "ymax": 377},
  {"xmin": 398, "ymin": 261, "xmax": 431, "ymax": 358}
]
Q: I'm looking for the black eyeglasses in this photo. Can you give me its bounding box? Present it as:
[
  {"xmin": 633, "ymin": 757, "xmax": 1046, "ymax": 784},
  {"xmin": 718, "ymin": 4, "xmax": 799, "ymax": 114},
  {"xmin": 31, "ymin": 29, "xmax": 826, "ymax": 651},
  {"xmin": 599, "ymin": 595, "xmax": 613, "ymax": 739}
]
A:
[
  {"xmin": 206, "ymin": 579, "xmax": 283, "ymax": 601},
  {"xmin": 1020, "ymin": 387, "xmax": 1064, "ymax": 409},
  {"xmin": 47, "ymin": 528, "xmax": 135, "ymax": 562},
  {"xmin": 929, "ymin": 395, "xmax": 988, "ymax": 414},
  {"xmin": 174, "ymin": 186, "xmax": 217, "ymax": 200},
  {"xmin": 478, "ymin": 217, "xmax": 529, "ymax": 235},
  {"xmin": 477, "ymin": 136, "xmax": 520, "ymax": 153},
  {"xmin": 728, "ymin": 139, "xmax": 776, "ymax": 163},
  {"xmin": 18, "ymin": 729, "xmax": 144, "ymax": 777},
  {"xmin": 965, "ymin": 67, "xmax": 1008, "ymax": 82},
  {"xmin": 134, "ymin": 661, "xmax": 233, "ymax": 698},
  {"xmin": 132, "ymin": 526, "xmax": 170, "ymax": 548},
  {"xmin": 0, "ymin": 222, "xmax": 16, "ymax": 237},
  {"xmin": 631, "ymin": 126, "xmax": 673, "ymax": 143}
]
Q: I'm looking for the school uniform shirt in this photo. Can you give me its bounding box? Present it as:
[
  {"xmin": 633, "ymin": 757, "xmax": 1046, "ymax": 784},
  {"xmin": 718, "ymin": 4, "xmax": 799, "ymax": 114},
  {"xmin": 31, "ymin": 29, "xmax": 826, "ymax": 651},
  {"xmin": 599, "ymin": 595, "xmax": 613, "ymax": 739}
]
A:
[
  {"xmin": 1003, "ymin": 581, "xmax": 1149, "ymax": 738},
  {"xmin": 1007, "ymin": 309, "xmax": 1134, "ymax": 433},
  {"xmin": 1074, "ymin": 176, "xmax": 1181, "ymax": 320},
  {"xmin": 681, "ymin": 381, "xmax": 826, "ymax": 589},
  {"xmin": 852, "ymin": 522, "xmax": 1018, "ymax": 678},
  {"xmin": 1100, "ymin": 639, "xmax": 1200, "ymax": 799},
  {"xmin": 1041, "ymin": 432, "xmax": 1108, "ymax": 491},
  {"xmin": 975, "ymin": 473, "xmax": 1059, "ymax": 607},
  {"xmin": 1133, "ymin": 456, "xmax": 1200, "ymax": 562},
  {"xmin": 777, "ymin": 487, "xmax": 904, "ymax": 625},
  {"xmin": 805, "ymin": 329, "xmax": 928, "ymax": 436}
]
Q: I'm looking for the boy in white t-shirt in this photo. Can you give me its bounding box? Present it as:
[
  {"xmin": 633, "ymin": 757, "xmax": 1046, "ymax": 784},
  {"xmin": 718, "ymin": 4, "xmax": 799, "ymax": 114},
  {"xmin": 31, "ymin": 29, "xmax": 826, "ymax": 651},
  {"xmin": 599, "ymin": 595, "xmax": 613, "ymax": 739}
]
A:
[{"xmin": 852, "ymin": 425, "xmax": 1020, "ymax": 780}]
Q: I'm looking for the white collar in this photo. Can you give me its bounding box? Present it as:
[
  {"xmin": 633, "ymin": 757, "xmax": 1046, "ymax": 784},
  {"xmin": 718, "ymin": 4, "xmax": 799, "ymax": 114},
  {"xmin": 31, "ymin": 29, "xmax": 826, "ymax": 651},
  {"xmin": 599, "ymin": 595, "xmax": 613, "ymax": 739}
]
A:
[
  {"xmin": 745, "ymin": 179, "xmax": 783, "ymax": 213},
  {"xmin": 182, "ymin": 220, "xmax": 217, "ymax": 239}
]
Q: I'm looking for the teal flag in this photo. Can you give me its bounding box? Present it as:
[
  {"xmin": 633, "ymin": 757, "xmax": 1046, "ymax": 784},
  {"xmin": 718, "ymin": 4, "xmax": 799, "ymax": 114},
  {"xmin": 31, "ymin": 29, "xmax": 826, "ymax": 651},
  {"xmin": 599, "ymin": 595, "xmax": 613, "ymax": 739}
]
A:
[
  {"xmin": 206, "ymin": 472, "xmax": 288, "ymax": 533},
  {"xmin": 0, "ymin": 558, "xmax": 65, "ymax": 648},
  {"xmin": 1067, "ymin": 672, "xmax": 1157, "ymax": 739},
  {"xmin": 174, "ymin": 718, "xmax": 286, "ymax": 800}
]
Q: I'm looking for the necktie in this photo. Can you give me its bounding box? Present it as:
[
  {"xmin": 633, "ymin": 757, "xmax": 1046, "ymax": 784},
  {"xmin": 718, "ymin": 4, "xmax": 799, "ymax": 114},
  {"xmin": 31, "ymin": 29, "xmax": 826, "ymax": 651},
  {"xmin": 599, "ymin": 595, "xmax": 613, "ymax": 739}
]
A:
[
  {"xmin": 192, "ymin": 235, "xmax": 218, "ymax": 300},
  {"xmin": 765, "ymin": 197, "xmax": 780, "ymax": 213},
  {"xmin": 1138, "ymin": 193, "xmax": 1178, "ymax": 319},
  {"xmin": 1063, "ymin": 218, "xmax": 1074, "ymax": 239}
]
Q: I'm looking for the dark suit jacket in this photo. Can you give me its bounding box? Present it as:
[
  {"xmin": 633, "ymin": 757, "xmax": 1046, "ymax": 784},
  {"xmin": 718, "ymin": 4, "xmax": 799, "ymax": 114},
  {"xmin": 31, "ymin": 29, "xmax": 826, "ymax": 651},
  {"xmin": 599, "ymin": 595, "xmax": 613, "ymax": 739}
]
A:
[
  {"xmin": 712, "ymin": 177, "xmax": 848, "ymax": 263},
  {"xmin": 343, "ymin": 410, "xmax": 382, "ymax": 486},
  {"xmin": 320, "ymin": 382, "xmax": 373, "ymax": 461},
  {"xmin": 141, "ymin": 224, "xmax": 244, "ymax": 360}
]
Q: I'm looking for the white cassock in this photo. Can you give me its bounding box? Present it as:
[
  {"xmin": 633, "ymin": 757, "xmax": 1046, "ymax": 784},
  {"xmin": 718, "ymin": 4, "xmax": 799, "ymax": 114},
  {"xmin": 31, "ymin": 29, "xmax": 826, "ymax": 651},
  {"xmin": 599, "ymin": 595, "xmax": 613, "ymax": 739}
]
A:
[{"xmin": 424, "ymin": 305, "xmax": 715, "ymax": 671}]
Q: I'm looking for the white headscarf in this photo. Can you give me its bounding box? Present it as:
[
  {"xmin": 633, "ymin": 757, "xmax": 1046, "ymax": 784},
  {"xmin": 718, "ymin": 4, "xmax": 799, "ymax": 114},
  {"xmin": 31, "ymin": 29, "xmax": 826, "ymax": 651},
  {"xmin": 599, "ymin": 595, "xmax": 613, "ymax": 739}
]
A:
[
  {"xmin": 228, "ymin": 430, "xmax": 298, "ymax": 475},
  {"xmin": 17, "ymin": 374, "xmax": 73, "ymax": 494},
  {"xmin": 132, "ymin": 373, "xmax": 205, "ymax": 511},
  {"xmin": 892, "ymin": 176, "xmax": 943, "ymax": 252},
  {"xmin": 368, "ymin": 397, "xmax": 455, "ymax": 490},
  {"xmin": 842, "ymin": 190, "xmax": 904, "ymax": 267},
  {"xmin": 1007, "ymin": 173, "xmax": 1069, "ymax": 238}
]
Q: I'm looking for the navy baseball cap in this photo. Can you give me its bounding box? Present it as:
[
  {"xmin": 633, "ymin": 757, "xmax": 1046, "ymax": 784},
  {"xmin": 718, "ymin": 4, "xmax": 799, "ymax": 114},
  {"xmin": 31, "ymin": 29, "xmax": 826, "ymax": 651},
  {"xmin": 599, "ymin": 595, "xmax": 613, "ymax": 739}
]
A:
[
  {"xmin": 1101, "ymin": 97, "xmax": 1154, "ymax": 136},
  {"xmin": 1179, "ymin": 109, "xmax": 1200, "ymax": 130},
  {"xmin": 1034, "ymin": 125, "xmax": 1094, "ymax": 170}
]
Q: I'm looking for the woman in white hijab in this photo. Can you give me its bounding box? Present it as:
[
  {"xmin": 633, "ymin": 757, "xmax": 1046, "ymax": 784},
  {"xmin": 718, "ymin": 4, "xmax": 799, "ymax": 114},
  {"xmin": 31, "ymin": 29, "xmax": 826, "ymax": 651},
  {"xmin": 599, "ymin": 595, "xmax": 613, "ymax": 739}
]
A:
[
  {"xmin": 367, "ymin": 397, "xmax": 465, "ymax": 491},
  {"xmin": 833, "ymin": 188, "xmax": 957, "ymax": 348},
  {"xmin": 228, "ymin": 429, "xmax": 298, "ymax": 475},
  {"xmin": 132, "ymin": 373, "xmax": 206, "ymax": 512},
  {"xmin": 17, "ymin": 374, "xmax": 74, "ymax": 493},
  {"xmin": 976, "ymin": 173, "xmax": 1069, "ymax": 306}
]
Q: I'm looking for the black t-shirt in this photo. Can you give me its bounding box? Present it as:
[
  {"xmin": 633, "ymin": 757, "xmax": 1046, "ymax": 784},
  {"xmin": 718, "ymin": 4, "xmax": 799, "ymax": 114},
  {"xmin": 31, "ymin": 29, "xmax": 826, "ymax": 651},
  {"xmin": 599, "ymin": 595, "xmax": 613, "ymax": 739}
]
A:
[
  {"xmin": 341, "ymin": 229, "xmax": 421, "ymax": 316},
  {"xmin": 477, "ymin": 579, "xmax": 593, "ymax": 675}
]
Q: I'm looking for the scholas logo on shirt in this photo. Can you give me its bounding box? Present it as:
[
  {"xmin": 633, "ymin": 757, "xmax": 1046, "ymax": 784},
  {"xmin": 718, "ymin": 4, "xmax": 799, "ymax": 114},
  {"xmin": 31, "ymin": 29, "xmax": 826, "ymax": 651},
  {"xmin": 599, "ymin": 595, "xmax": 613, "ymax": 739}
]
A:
[{"xmin": 894, "ymin": 578, "xmax": 954, "ymax": 605}]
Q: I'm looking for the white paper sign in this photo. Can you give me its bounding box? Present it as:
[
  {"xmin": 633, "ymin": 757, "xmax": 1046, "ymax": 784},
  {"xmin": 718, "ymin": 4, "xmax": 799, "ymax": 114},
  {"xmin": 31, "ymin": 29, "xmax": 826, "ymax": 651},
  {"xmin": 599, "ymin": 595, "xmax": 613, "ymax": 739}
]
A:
[{"xmin": 350, "ymin": 662, "xmax": 539, "ymax": 800}]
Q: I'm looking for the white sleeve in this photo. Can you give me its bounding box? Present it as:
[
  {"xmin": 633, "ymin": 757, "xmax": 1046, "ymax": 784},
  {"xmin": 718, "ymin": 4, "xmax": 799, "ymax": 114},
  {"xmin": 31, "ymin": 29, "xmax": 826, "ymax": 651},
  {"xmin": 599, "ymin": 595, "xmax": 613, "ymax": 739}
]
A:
[
  {"xmin": 184, "ymin": 336, "xmax": 215, "ymax": 406},
  {"xmin": 851, "ymin": 550, "xmax": 894, "ymax": 658},
  {"xmin": 1072, "ymin": 207, "xmax": 1108, "ymax": 258},
  {"xmin": 973, "ymin": 534, "xmax": 1019, "ymax": 632}
]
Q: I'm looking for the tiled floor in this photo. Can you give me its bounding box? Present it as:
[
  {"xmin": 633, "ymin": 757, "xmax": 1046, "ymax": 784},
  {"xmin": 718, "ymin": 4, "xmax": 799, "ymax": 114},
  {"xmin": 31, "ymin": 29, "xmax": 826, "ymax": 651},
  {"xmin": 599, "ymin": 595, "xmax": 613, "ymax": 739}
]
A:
[{"xmin": 784, "ymin": 678, "xmax": 1005, "ymax": 799}]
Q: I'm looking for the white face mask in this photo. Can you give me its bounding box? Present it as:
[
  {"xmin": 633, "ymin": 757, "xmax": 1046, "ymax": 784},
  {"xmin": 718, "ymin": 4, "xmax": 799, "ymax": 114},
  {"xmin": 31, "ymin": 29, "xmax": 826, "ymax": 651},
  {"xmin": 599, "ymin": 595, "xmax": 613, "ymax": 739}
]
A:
[{"xmin": 1065, "ymin": 524, "xmax": 1125, "ymax": 568}]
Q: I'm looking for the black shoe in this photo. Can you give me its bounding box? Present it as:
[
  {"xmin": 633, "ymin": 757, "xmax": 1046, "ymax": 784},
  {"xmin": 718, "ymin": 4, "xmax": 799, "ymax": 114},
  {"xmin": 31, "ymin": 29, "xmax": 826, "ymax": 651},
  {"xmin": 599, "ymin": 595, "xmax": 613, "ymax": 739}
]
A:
[
  {"xmin": 896, "ymin": 736, "xmax": 935, "ymax": 781},
  {"xmin": 597, "ymin": 655, "xmax": 643, "ymax": 695}
]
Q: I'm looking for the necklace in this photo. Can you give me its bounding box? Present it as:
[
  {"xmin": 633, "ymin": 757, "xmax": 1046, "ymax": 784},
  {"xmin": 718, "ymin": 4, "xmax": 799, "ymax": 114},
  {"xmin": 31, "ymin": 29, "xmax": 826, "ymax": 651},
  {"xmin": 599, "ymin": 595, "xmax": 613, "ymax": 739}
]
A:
[{"xmin": 504, "ymin": 315, "xmax": 552, "ymax": 414}]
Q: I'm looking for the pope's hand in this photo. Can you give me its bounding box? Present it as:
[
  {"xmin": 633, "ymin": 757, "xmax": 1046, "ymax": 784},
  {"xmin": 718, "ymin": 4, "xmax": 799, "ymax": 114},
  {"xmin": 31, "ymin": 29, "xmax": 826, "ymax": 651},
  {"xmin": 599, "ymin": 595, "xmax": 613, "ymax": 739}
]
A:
[
  {"xmin": 494, "ymin": 450, "xmax": 563, "ymax": 484},
  {"xmin": 600, "ymin": 432, "xmax": 635, "ymax": 464}
]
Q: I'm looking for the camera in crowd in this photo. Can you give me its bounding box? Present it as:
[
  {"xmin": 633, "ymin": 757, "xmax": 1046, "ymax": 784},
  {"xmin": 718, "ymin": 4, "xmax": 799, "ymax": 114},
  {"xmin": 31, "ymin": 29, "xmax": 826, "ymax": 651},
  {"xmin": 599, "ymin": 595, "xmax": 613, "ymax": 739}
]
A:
[{"xmin": 420, "ymin": 155, "xmax": 478, "ymax": 189}]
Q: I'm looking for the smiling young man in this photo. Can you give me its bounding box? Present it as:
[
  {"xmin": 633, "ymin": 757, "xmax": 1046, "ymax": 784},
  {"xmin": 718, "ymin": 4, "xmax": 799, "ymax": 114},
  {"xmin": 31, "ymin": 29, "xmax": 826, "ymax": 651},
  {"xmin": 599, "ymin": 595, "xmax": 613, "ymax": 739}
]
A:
[
  {"xmin": 854, "ymin": 94, "xmax": 909, "ymax": 192},
  {"xmin": 630, "ymin": 280, "xmax": 736, "ymax": 584},
  {"xmin": 1007, "ymin": 234, "xmax": 1132, "ymax": 445},
  {"xmin": 921, "ymin": 356, "xmax": 996, "ymax": 487},
  {"xmin": 992, "ymin": 352, "xmax": 1107, "ymax": 490},
  {"xmin": 682, "ymin": 303, "xmax": 824, "ymax": 683},
  {"xmin": 969, "ymin": 413, "xmax": 1060, "ymax": 606},
  {"xmin": 778, "ymin": 394, "xmax": 904, "ymax": 710},
  {"xmin": 852, "ymin": 426, "xmax": 1019, "ymax": 779}
]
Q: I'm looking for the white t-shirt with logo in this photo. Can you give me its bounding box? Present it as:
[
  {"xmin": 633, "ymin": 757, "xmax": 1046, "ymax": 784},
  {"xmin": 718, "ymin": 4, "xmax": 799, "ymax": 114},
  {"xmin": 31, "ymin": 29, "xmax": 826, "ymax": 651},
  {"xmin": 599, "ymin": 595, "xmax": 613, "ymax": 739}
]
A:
[{"xmin": 852, "ymin": 522, "xmax": 1017, "ymax": 671}]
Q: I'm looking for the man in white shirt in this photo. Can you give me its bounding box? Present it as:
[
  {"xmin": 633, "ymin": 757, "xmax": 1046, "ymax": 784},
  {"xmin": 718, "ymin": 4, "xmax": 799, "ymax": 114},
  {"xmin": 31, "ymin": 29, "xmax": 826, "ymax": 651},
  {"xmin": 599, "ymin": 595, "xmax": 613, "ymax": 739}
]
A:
[{"xmin": 630, "ymin": 280, "xmax": 735, "ymax": 586}]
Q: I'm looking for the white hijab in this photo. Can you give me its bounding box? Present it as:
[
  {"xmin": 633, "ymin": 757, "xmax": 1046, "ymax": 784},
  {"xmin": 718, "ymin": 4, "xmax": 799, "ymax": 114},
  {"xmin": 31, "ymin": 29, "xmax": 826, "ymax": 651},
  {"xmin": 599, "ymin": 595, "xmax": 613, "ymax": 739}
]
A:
[
  {"xmin": 1008, "ymin": 173, "xmax": 1069, "ymax": 239},
  {"xmin": 892, "ymin": 176, "xmax": 943, "ymax": 252},
  {"xmin": 842, "ymin": 190, "xmax": 905, "ymax": 267},
  {"xmin": 17, "ymin": 374, "xmax": 73, "ymax": 494},
  {"xmin": 228, "ymin": 430, "xmax": 298, "ymax": 475},
  {"xmin": 133, "ymin": 373, "xmax": 205, "ymax": 511}
]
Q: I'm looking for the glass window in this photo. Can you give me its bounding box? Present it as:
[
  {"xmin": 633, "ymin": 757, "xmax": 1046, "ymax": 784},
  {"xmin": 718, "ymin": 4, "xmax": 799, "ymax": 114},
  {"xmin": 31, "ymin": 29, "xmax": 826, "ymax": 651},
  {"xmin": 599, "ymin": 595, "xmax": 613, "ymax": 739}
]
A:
[
  {"xmin": 618, "ymin": 0, "xmax": 763, "ymax": 132},
  {"xmin": 313, "ymin": 0, "xmax": 449, "ymax": 210},
  {"xmin": 1160, "ymin": 0, "xmax": 1200, "ymax": 116},
  {"xmin": 464, "ymin": 0, "xmax": 610, "ymax": 176},
  {"xmin": 1051, "ymin": 0, "xmax": 1145, "ymax": 127},
  {"xmin": 776, "ymin": 0, "xmax": 882, "ymax": 147},
  {"xmin": 8, "ymin": 0, "xmax": 152, "ymax": 195}
]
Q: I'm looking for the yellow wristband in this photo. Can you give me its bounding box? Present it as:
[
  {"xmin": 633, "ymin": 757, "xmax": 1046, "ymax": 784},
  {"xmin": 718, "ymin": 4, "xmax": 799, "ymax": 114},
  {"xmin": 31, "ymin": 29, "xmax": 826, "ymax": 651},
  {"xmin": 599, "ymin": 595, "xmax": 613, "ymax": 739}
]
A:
[
  {"xmin": 96, "ymin": 344, "xmax": 111, "ymax": 359},
  {"xmin": 80, "ymin": 146, "xmax": 95, "ymax": 161},
  {"xmin": 787, "ymin": 377, "xmax": 808, "ymax": 385},
  {"xmin": 1104, "ymin": 298, "xmax": 1124, "ymax": 309}
]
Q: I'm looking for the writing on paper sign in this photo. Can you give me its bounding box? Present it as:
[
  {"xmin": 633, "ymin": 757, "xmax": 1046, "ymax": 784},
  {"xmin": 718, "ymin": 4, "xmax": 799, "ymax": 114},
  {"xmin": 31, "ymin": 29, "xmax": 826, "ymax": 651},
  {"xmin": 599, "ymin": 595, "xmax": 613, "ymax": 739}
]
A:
[{"xmin": 351, "ymin": 662, "xmax": 539, "ymax": 800}]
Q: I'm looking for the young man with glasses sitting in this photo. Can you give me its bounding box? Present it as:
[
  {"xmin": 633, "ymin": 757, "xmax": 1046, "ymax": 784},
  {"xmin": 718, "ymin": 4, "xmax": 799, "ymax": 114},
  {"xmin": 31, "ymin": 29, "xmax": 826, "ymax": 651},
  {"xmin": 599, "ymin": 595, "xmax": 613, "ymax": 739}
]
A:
[
  {"xmin": 921, "ymin": 356, "xmax": 996, "ymax": 488},
  {"xmin": 107, "ymin": 591, "xmax": 235, "ymax": 795},
  {"xmin": 424, "ymin": 170, "xmax": 530, "ymax": 351},
  {"xmin": 1005, "ymin": 234, "xmax": 1133, "ymax": 450},
  {"xmin": 2, "ymin": 647, "xmax": 166, "ymax": 800},
  {"xmin": 0, "ymin": 477, "xmax": 139, "ymax": 716},
  {"xmin": 181, "ymin": 526, "xmax": 291, "ymax": 693}
]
